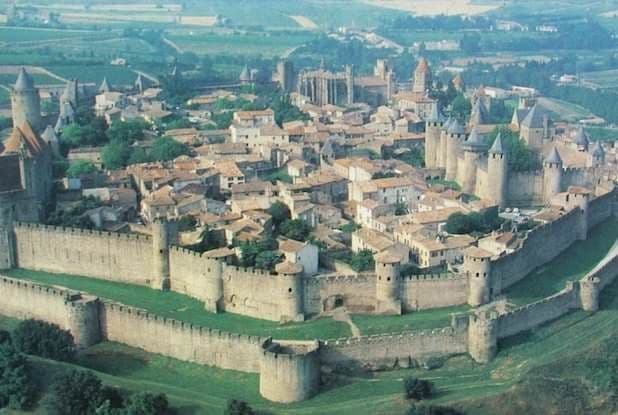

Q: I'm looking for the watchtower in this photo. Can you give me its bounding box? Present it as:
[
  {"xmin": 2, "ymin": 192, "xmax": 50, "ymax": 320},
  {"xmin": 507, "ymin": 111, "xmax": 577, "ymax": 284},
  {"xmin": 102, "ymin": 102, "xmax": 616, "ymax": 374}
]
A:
[
  {"xmin": 374, "ymin": 251, "xmax": 402, "ymax": 315},
  {"xmin": 543, "ymin": 147, "xmax": 563, "ymax": 204},
  {"xmin": 275, "ymin": 261, "xmax": 305, "ymax": 323},
  {"xmin": 468, "ymin": 311, "xmax": 498, "ymax": 363},
  {"xmin": 151, "ymin": 218, "xmax": 172, "ymax": 290},
  {"xmin": 424, "ymin": 105, "xmax": 444, "ymax": 169},
  {"xmin": 464, "ymin": 247, "xmax": 493, "ymax": 307},
  {"xmin": 11, "ymin": 68, "xmax": 42, "ymax": 131},
  {"xmin": 488, "ymin": 133, "xmax": 508, "ymax": 208}
]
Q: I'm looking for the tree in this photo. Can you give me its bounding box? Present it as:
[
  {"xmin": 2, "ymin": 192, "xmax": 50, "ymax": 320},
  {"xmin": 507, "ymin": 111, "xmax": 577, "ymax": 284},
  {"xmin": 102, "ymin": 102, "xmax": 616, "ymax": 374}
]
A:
[
  {"xmin": 102, "ymin": 140, "xmax": 131, "ymax": 169},
  {"xmin": 225, "ymin": 399, "xmax": 255, "ymax": 415},
  {"xmin": 47, "ymin": 370, "xmax": 104, "ymax": 415},
  {"xmin": 127, "ymin": 147, "xmax": 151, "ymax": 165},
  {"xmin": 268, "ymin": 201, "xmax": 291, "ymax": 231},
  {"xmin": 107, "ymin": 120, "xmax": 146, "ymax": 144},
  {"xmin": 0, "ymin": 334, "xmax": 35, "ymax": 410},
  {"xmin": 350, "ymin": 250, "xmax": 375, "ymax": 272},
  {"xmin": 407, "ymin": 404, "xmax": 464, "ymax": 415},
  {"xmin": 66, "ymin": 160, "xmax": 97, "ymax": 178},
  {"xmin": 280, "ymin": 219, "xmax": 312, "ymax": 242},
  {"xmin": 123, "ymin": 392, "xmax": 168, "ymax": 415},
  {"xmin": 13, "ymin": 319, "xmax": 75, "ymax": 361},
  {"xmin": 486, "ymin": 127, "xmax": 541, "ymax": 172},
  {"xmin": 404, "ymin": 377, "xmax": 434, "ymax": 401},
  {"xmin": 395, "ymin": 201, "xmax": 409, "ymax": 216},
  {"xmin": 255, "ymin": 250, "xmax": 282, "ymax": 271},
  {"xmin": 149, "ymin": 137, "xmax": 189, "ymax": 162},
  {"xmin": 451, "ymin": 94, "xmax": 471, "ymax": 121}
]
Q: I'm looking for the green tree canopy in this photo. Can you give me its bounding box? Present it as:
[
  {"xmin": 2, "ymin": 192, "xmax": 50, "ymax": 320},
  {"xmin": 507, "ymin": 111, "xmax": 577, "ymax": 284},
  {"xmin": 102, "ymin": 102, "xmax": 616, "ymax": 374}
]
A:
[
  {"xmin": 13, "ymin": 320, "xmax": 75, "ymax": 362},
  {"xmin": 47, "ymin": 370, "xmax": 104, "ymax": 415},
  {"xmin": 486, "ymin": 127, "xmax": 541, "ymax": 172},
  {"xmin": 149, "ymin": 137, "xmax": 190, "ymax": 162},
  {"xmin": 102, "ymin": 140, "xmax": 131, "ymax": 170},
  {"xmin": 106, "ymin": 120, "xmax": 147, "ymax": 144},
  {"xmin": 0, "ymin": 333, "xmax": 35, "ymax": 410},
  {"xmin": 350, "ymin": 249, "xmax": 375, "ymax": 272},
  {"xmin": 280, "ymin": 219, "xmax": 312, "ymax": 242},
  {"xmin": 66, "ymin": 160, "xmax": 97, "ymax": 178}
]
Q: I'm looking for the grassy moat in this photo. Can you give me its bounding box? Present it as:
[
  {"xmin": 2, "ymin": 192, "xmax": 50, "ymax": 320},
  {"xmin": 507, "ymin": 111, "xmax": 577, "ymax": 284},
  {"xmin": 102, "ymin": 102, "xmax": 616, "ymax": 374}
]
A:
[{"xmin": 503, "ymin": 217, "xmax": 618, "ymax": 306}]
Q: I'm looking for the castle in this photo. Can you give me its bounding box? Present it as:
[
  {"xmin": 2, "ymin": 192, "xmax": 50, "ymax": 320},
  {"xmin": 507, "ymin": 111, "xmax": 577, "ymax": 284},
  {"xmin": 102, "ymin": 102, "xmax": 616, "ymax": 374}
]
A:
[
  {"xmin": 424, "ymin": 101, "xmax": 609, "ymax": 208},
  {"xmin": 0, "ymin": 67, "xmax": 617, "ymax": 405}
]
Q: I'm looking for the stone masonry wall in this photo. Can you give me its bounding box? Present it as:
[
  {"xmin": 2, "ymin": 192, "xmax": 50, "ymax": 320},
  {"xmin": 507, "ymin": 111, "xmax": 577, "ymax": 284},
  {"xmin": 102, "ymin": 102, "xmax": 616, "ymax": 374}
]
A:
[
  {"xmin": 169, "ymin": 247, "xmax": 222, "ymax": 310},
  {"xmin": 304, "ymin": 273, "xmax": 376, "ymax": 314},
  {"xmin": 99, "ymin": 302, "xmax": 267, "ymax": 373},
  {"xmin": 402, "ymin": 274, "xmax": 468, "ymax": 311},
  {"xmin": 13, "ymin": 223, "xmax": 154, "ymax": 286},
  {"xmin": 319, "ymin": 328, "xmax": 467, "ymax": 369},
  {"xmin": 496, "ymin": 284, "xmax": 578, "ymax": 339}
]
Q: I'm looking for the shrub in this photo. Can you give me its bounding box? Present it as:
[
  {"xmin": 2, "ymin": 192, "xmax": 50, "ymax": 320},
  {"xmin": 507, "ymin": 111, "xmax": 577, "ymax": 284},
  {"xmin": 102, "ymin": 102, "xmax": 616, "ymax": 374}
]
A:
[
  {"xmin": 0, "ymin": 335, "xmax": 35, "ymax": 410},
  {"xmin": 350, "ymin": 250, "xmax": 375, "ymax": 272},
  {"xmin": 225, "ymin": 399, "xmax": 255, "ymax": 415},
  {"xmin": 123, "ymin": 392, "xmax": 169, "ymax": 415},
  {"xmin": 407, "ymin": 404, "xmax": 464, "ymax": 415},
  {"xmin": 47, "ymin": 370, "xmax": 104, "ymax": 415},
  {"xmin": 280, "ymin": 218, "xmax": 312, "ymax": 242},
  {"xmin": 13, "ymin": 320, "xmax": 75, "ymax": 361},
  {"xmin": 404, "ymin": 377, "xmax": 434, "ymax": 401}
]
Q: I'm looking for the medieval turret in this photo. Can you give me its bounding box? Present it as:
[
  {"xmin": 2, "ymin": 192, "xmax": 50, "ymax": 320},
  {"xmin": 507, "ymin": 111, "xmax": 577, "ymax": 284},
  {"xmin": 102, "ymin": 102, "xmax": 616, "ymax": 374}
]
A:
[
  {"xmin": 488, "ymin": 133, "xmax": 508, "ymax": 208},
  {"xmin": 11, "ymin": 68, "xmax": 42, "ymax": 131},
  {"xmin": 573, "ymin": 126, "xmax": 589, "ymax": 152},
  {"xmin": 445, "ymin": 119, "xmax": 464, "ymax": 181},
  {"xmin": 424, "ymin": 105, "xmax": 444, "ymax": 169},
  {"xmin": 589, "ymin": 141, "xmax": 605, "ymax": 167},
  {"xmin": 374, "ymin": 251, "xmax": 402, "ymax": 315},
  {"xmin": 99, "ymin": 77, "xmax": 111, "ymax": 93},
  {"xmin": 461, "ymin": 127, "xmax": 487, "ymax": 194},
  {"xmin": 543, "ymin": 146, "xmax": 563, "ymax": 203}
]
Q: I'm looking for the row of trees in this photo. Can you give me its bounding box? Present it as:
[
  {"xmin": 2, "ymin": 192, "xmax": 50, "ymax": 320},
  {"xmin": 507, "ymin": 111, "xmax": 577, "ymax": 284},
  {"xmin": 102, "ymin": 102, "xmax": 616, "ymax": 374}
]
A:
[{"xmin": 444, "ymin": 209, "xmax": 504, "ymax": 236}]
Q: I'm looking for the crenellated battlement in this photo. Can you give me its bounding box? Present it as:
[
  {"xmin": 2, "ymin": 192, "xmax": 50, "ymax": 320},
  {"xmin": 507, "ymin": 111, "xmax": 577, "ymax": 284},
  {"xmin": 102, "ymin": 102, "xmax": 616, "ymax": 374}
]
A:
[
  {"xmin": 223, "ymin": 264, "xmax": 277, "ymax": 278},
  {"xmin": 0, "ymin": 275, "xmax": 69, "ymax": 298},
  {"xmin": 14, "ymin": 222, "xmax": 152, "ymax": 242},
  {"xmin": 101, "ymin": 300, "xmax": 268, "ymax": 344},
  {"xmin": 402, "ymin": 272, "xmax": 465, "ymax": 282},
  {"xmin": 498, "ymin": 284, "xmax": 576, "ymax": 320},
  {"xmin": 323, "ymin": 326, "xmax": 456, "ymax": 346},
  {"xmin": 314, "ymin": 273, "xmax": 373, "ymax": 285}
]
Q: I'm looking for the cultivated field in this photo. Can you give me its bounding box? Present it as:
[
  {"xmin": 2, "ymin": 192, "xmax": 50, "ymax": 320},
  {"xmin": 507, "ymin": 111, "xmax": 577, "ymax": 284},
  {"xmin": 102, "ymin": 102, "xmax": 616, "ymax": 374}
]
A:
[
  {"xmin": 362, "ymin": 0, "xmax": 501, "ymax": 16},
  {"xmin": 289, "ymin": 15, "xmax": 319, "ymax": 30},
  {"xmin": 537, "ymin": 97, "xmax": 595, "ymax": 123},
  {"xmin": 581, "ymin": 68, "xmax": 618, "ymax": 90}
]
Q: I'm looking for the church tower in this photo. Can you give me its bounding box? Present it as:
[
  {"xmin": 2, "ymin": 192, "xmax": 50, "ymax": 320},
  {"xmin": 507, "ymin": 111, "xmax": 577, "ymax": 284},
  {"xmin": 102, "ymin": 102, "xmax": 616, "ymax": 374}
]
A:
[
  {"xmin": 412, "ymin": 57, "xmax": 432, "ymax": 94},
  {"xmin": 11, "ymin": 68, "xmax": 42, "ymax": 131}
]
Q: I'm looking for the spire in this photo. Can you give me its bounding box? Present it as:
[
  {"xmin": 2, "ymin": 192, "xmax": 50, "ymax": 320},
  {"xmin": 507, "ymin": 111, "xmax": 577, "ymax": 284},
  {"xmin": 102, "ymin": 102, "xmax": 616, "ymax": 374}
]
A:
[
  {"xmin": 427, "ymin": 104, "xmax": 443, "ymax": 122},
  {"xmin": 544, "ymin": 146, "xmax": 562, "ymax": 165},
  {"xmin": 591, "ymin": 140, "xmax": 605, "ymax": 158},
  {"xmin": 448, "ymin": 119, "xmax": 465, "ymax": 135},
  {"xmin": 574, "ymin": 125, "xmax": 589, "ymax": 149},
  {"xmin": 521, "ymin": 104, "xmax": 546, "ymax": 129},
  {"xmin": 489, "ymin": 132, "xmax": 505, "ymax": 154},
  {"xmin": 415, "ymin": 57, "xmax": 430, "ymax": 75},
  {"xmin": 239, "ymin": 65, "xmax": 250, "ymax": 83},
  {"xmin": 463, "ymin": 127, "xmax": 486, "ymax": 151},
  {"xmin": 442, "ymin": 116, "xmax": 453, "ymax": 131},
  {"xmin": 41, "ymin": 125, "xmax": 58, "ymax": 144},
  {"xmin": 470, "ymin": 99, "xmax": 488, "ymax": 126},
  {"xmin": 99, "ymin": 77, "xmax": 111, "ymax": 93},
  {"xmin": 14, "ymin": 67, "xmax": 34, "ymax": 91}
]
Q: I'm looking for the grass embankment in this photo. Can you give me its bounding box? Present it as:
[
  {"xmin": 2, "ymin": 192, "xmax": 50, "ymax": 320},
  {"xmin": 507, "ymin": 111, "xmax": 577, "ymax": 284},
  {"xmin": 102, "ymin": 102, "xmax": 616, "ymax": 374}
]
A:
[
  {"xmin": 352, "ymin": 305, "xmax": 469, "ymax": 336},
  {"xmin": 503, "ymin": 217, "xmax": 618, "ymax": 306},
  {"xmin": 3, "ymin": 269, "xmax": 350, "ymax": 341}
]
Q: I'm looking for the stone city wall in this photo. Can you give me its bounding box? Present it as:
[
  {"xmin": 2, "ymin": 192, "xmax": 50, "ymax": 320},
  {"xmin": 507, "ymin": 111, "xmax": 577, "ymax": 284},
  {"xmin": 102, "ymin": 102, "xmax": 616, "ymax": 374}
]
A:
[
  {"xmin": 305, "ymin": 273, "xmax": 376, "ymax": 314},
  {"xmin": 168, "ymin": 247, "xmax": 222, "ymax": 312},
  {"xmin": 587, "ymin": 252, "xmax": 618, "ymax": 291},
  {"xmin": 402, "ymin": 273, "xmax": 468, "ymax": 311},
  {"xmin": 506, "ymin": 171, "xmax": 544, "ymax": 206},
  {"xmin": 496, "ymin": 284, "xmax": 578, "ymax": 339},
  {"xmin": 491, "ymin": 208, "xmax": 582, "ymax": 291},
  {"xmin": 13, "ymin": 223, "xmax": 154, "ymax": 286},
  {"xmin": 587, "ymin": 189, "xmax": 617, "ymax": 229},
  {"xmin": 99, "ymin": 302, "xmax": 267, "ymax": 373},
  {"xmin": 319, "ymin": 327, "xmax": 467, "ymax": 369}
]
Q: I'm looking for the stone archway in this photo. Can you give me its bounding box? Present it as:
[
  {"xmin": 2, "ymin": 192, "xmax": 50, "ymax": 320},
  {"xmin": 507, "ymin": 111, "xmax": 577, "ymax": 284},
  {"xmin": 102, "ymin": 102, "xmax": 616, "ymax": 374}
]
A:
[{"xmin": 323, "ymin": 294, "xmax": 345, "ymax": 312}]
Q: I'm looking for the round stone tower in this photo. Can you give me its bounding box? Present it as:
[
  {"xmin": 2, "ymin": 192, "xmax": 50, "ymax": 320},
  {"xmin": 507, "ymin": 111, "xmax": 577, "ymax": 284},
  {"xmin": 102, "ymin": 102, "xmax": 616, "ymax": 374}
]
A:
[
  {"xmin": 275, "ymin": 261, "xmax": 304, "ymax": 323},
  {"xmin": 488, "ymin": 132, "xmax": 508, "ymax": 209},
  {"xmin": 467, "ymin": 311, "xmax": 498, "ymax": 363},
  {"xmin": 259, "ymin": 339, "xmax": 321, "ymax": 403},
  {"xmin": 204, "ymin": 259, "xmax": 224, "ymax": 313},
  {"xmin": 580, "ymin": 277, "xmax": 600, "ymax": 312},
  {"xmin": 151, "ymin": 218, "xmax": 171, "ymax": 290},
  {"xmin": 461, "ymin": 127, "xmax": 487, "ymax": 194},
  {"xmin": 437, "ymin": 117, "xmax": 452, "ymax": 169},
  {"xmin": 445, "ymin": 119, "xmax": 464, "ymax": 181},
  {"xmin": 464, "ymin": 247, "xmax": 493, "ymax": 307},
  {"xmin": 569, "ymin": 188, "xmax": 590, "ymax": 241},
  {"xmin": 543, "ymin": 147, "xmax": 563, "ymax": 204},
  {"xmin": 65, "ymin": 294, "xmax": 101, "ymax": 348},
  {"xmin": 424, "ymin": 106, "xmax": 444, "ymax": 169},
  {"xmin": 11, "ymin": 68, "xmax": 42, "ymax": 131},
  {"xmin": 374, "ymin": 251, "xmax": 402, "ymax": 315}
]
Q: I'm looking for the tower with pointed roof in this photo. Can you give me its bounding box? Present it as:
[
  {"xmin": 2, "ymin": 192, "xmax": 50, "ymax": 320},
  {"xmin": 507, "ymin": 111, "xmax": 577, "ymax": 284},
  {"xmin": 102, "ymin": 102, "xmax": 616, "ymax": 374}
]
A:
[
  {"xmin": 239, "ymin": 65, "xmax": 251, "ymax": 85},
  {"xmin": 543, "ymin": 147, "xmax": 563, "ymax": 203},
  {"xmin": 412, "ymin": 57, "xmax": 432, "ymax": 94},
  {"xmin": 445, "ymin": 119, "xmax": 464, "ymax": 181},
  {"xmin": 424, "ymin": 105, "xmax": 444, "ymax": 169},
  {"xmin": 588, "ymin": 141, "xmax": 605, "ymax": 167},
  {"xmin": 487, "ymin": 133, "xmax": 508, "ymax": 208},
  {"xmin": 520, "ymin": 104, "xmax": 551, "ymax": 150},
  {"xmin": 11, "ymin": 68, "xmax": 42, "ymax": 132},
  {"xmin": 461, "ymin": 127, "xmax": 488, "ymax": 194},
  {"xmin": 99, "ymin": 77, "xmax": 111, "ymax": 93}
]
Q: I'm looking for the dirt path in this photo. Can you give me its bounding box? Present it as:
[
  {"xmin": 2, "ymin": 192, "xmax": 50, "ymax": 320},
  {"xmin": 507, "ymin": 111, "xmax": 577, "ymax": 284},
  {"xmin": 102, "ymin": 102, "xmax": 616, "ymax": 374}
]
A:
[
  {"xmin": 162, "ymin": 37, "xmax": 184, "ymax": 54},
  {"xmin": 131, "ymin": 69, "xmax": 159, "ymax": 86},
  {"xmin": 333, "ymin": 308, "xmax": 361, "ymax": 338}
]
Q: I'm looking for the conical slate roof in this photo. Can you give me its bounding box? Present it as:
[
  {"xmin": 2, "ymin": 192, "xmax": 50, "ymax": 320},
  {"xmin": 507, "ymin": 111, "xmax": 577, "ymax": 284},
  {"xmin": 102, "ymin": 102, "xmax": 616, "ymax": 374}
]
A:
[
  {"xmin": 14, "ymin": 68, "xmax": 34, "ymax": 91},
  {"xmin": 448, "ymin": 119, "xmax": 465, "ymax": 135},
  {"xmin": 41, "ymin": 125, "xmax": 58, "ymax": 144},
  {"xmin": 489, "ymin": 132, "xmax": 505, "ymax": 154},
  {"xmin": 591, "ymin": 141, "xmax": 605, "ymax": 158},
  {"xmin": 99, "ymin": 77, "xmax": 111, "ymax": 93},
  {"xmin": 442, "ymin": 116, "xmax": 453, "ymax": 131},
  {"xmin": 239, "ymin": 65, "xmax": 250, "ymax": 82},
  {"xmin": 415, "ymin": 57, "xmax": 430, "ymax": 74},
  {"xmin": 470, "ymin": 99, "xmax": 489, "ymax": 126},
  {"xmin": 521, "ymin": 105, "xmax": 546, "ymax": 129},
  {"xmin": 463, "ymin": 127, "xmax": 486, "ymax": 151},
  {"xmin": 427, "ymin": 105, "xmax": 443, "ymax": 122},
  {"xmin": 574, "ymin": 126, "xmax": 589, "ymax": 148},
  {"xmin": 544, "ymin": 146, "xmax": 562, "ymax": 164}
]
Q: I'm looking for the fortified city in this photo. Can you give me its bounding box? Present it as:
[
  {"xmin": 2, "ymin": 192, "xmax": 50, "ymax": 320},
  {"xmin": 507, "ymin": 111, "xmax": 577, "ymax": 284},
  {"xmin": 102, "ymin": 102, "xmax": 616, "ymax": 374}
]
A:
[{"xmin": 0, "ymin": 1, "xmax": 617, "ymax": 414}]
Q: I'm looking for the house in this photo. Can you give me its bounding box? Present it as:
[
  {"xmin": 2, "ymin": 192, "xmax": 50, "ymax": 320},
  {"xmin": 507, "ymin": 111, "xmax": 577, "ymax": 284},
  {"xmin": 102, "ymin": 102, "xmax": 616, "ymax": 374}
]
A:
[
  {"xmin": 214, "ymin": 160, "xmax": 245, "ymax": 192},
  {"xmin": 278, "ymin": 238, "xmax": 319, "ymax": 276}
]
